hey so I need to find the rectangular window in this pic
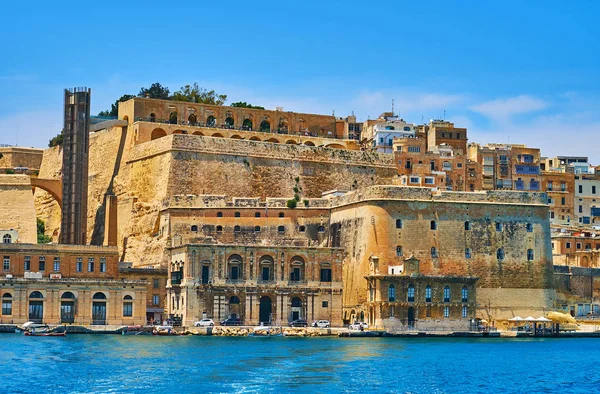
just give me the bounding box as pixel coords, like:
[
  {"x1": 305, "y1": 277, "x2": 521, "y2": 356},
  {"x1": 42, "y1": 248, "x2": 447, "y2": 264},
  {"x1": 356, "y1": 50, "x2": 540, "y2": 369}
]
[
  {"x1": 579, "y1": 205, "x2": 583, "y2": 213},
  {"x1": 426, "y1": 305, "x2": 431, "y2": 317},
  {"x1": 444, "y1": 306, "x2": 450, "y2": 318},
  {"x1": 407, "y1": 146, "x2": 420, "y2": 153},
  {"x1": 410, "y1": 176, "x2": 420, "y2": 184},
  {"x1": 396, "y1": 246, "x2": 403, "y2": 257},
  {"x1": 566, "y1": 242, "x2": 571, "y2": 249},
  {"x1": 496, "y1": 222, "x2": 502, "y2": 232},
  {"x1": 561, "y1": 182, "x2": 566, "y2": 192},
  {"x1": 88, "y1": 258, "x2": 95, "y2": 272},
  {"x1": 320, "y1": 268, "x2": 332, "y2": 282},
  {"x1": 39, "y1": 257, "x2": 45, "y2": 271},
  {"x1": 462, "y1": 306, "x2": 468, "y2": 318},
  {"x1": 53, "y1": 257, "x2": 60, "y2": 272},
  {"x1": 322, "y1": 301, "x2": 328, "y2": 308},
  {"x1": 153, "y1": 295, "x2": 159, "y2": 305},
  {"x1": 593, "y1": 186, "x2": 597, "y2": 194},
  {"x1": 24, "y1": 256, "x2": 30, "y2": 271},
  {"x1": 2, "y1": 256, "x2": 9, "y2": 271},
  {"x1": 561, "y1": 197, "x2": 566, "y2": 205},
  {"x1": 153, "y1": 279, "x2": 160, "y2": 289},
  {"x1": 579, "y1": 185, "x2": 583, "y2": 194},
  {"x1": 424, "y1": 177, "x2": 435, "y2": 185},
  {"x1": 465, "y1": 248, "x2": 471, "y2": 259},
  {"x1": 577, "y1": 243, "x2": 581, "y2": 250},
  {"x1": 76, "y1": 258, "x2": 82, "y2": 272},
  {"x1": 123, "y1": 302, "x2": 133, "y2": 317},
  {"x1": 100, "y1": 258, "x2": 106, "y2": 273}
]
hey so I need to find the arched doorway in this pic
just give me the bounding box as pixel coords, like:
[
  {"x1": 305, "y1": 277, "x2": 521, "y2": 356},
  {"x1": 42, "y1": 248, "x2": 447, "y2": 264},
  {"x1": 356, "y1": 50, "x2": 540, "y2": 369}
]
[
  {"x1": 29, "y1": 291, "x2": 44, "y2": 323},
  {"x1": 242, "y1": 118, "x2": 253, "y2": 130},
  {"x1": 150, "y1": 113, "x2": 156, "y2": 122},
  {"x1": 408, "y1": 307, "x2": 415, "y2": 329},
  {"x1": 207, "y1": 115, "x2": 216, "y2": 127},
  {"x1": 290, "y1": 297, "x2": 302, "y2": 321},
  {"x1": 92, "y1": 292, "x2": 107, "y2": 325},
  {"x1": 169, "y1": 112, "x2": 178, "y2": 124},
  {"x1": 260, "y1": 120, "x2": 270, "y2": 132},
  {"x1": 259, "y1": 296, "x2": 272, "y2": 324},
  {"x1": 60, "y1": 291, "x2": 76, "y2": 323},
  {"x1": 188, "y1": 113, "x2": 197, "y2": 125},
  {"x1": 225, "y1": 117, "x2": 235, "y2": 129}
]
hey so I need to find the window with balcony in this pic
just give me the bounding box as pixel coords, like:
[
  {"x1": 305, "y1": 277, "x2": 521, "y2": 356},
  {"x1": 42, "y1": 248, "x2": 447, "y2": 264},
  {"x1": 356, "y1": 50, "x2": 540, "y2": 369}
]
[
  {"x1": 53, "y1": 257, "x2": 60, "y2": 272},
  {"x1": 24, "y1": 256, "x2": 30, "y2": 271},
  {"x1": 388, "y1": 285, "x2": 396, "y2": 302},
  {"x1": 443, "y1": 286, "x2": 451, "y2": 302},
  {"x1": 425, "y1": 285, "x2": 432, "y2": 302},
  {"x1": 407, "y1": 284, "x2": 415, "y2": 302}
]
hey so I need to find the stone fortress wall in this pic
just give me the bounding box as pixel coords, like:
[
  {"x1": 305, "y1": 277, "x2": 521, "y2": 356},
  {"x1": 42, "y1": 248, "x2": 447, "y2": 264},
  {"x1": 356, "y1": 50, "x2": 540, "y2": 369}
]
[
  {"x1": 0, "y1": 175, "x2": 38, "y2": 243},
  {"x1": 329, "y1": 186, "x2": 555, "y2": 320}
]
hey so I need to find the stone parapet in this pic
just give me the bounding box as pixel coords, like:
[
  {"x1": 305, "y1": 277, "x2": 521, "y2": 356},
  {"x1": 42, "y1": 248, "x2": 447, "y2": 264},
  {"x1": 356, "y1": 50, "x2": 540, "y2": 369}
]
[{"x1": 128, "y1": 134, "x2": 394, "y2": 168}]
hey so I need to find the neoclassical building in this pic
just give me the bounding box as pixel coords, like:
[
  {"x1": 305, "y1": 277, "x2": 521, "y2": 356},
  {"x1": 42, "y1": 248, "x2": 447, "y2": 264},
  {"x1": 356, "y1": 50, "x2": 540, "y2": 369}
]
[
  {"x1": 167, "y1": 244, "x2": 344, "y2": 327},
  {"x1": 0, "y1": 243, "x2": 147, "y2": 325}
]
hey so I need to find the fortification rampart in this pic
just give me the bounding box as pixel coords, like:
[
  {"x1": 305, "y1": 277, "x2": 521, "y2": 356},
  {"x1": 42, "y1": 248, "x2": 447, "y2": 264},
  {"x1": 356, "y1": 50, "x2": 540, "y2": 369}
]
[{"x1": 163, "y1": 194, "x2": 332, "y2": 209}]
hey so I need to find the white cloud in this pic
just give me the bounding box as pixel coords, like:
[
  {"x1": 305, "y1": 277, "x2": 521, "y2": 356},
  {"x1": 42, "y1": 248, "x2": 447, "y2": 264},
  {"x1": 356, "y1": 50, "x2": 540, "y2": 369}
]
[{"x1": 469, "y1": 95, "x2": 547, "y2": 121}]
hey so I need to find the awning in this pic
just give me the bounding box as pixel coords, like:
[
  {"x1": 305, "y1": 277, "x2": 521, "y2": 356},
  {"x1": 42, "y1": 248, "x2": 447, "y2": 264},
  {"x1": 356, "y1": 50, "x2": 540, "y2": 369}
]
[
  {"x1": 508, "y1": 316, "x2": 523, "y2": 321},
  {"x1": 146, "y1": 308, "x2": 164, "y2": 313}
]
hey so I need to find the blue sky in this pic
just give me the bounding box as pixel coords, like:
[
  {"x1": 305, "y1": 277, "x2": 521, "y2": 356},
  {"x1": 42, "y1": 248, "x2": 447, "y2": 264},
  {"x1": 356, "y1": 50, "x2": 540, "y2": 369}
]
[{"x1": 1, "y1": 1, "x2": 599, "y2": 162}]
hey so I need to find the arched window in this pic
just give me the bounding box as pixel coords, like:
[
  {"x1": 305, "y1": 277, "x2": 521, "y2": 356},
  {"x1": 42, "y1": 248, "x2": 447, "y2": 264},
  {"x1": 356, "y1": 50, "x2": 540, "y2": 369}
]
[
  {"x1": 255, "y1": 212, "x2": 261, "y2": 218},
  {"x1": 169, "y1": 112, "x2": 178, "y2": 124},
  {"x1": 443, "y1": 286, "x2": 450, "y2": 302},
  {"x1": 291, "y1": 297, "x2": 302, "y2": 307},
  {"x1": 464, "y1": 221, "x2": 471, "y2": 231},
  {"x1": 206, "y1": 115, "x2": 216, "y2": 127},
  {"x1": 388, "y1": 284, "x2": 396, "y2": 302},
  {"x1": 30, "y1": 291, "x2": 43, "y2": 299},
  {"x1": 396, "y1": 246, "x2": 403, "y2": 257},
  {"x1": 527, "y1": 249, "x2": 534, "y2": 261},
  {"x1": 431, "y1": 247, "x2": 438, "y2": 258},
  {"x1": 2, "y1": 293, "x2": 12, "y2": 316},
  {"x1": 317, "y1": 225, "x2": 325, "y2": 233},
  {"x1": 191, "y1": 225, "x2": 198, "y2": 232},
  {"x1": 279, "y1": 212, "x2": 285, "y2": 218},
  {"x1": 93, "y1": 292, "x2": 107, "y2": 300},
  {"x1": 217, "y1": 212, "x2": 223, "y2": 218},
  {"x1": 299, "y1": 225, "x2": 306, "y2": 232},
  {"x1": 123, "y1": 295, "x2": 133, "y2": 317},
  {"x1": 425, "y1": 285, "x2": 432, "y2": 302},
  {"x1": 3, "y1": 234, "x2": 11, "y2": 244},
  {"x1": 277, "y1": 226, "x2": 285, "y2": 233},
  {"x1": 230, "y1": 296, "x2": 240, "y2": 304},
  {"x1": 396, "y1": 219, "x2": 403, "y2": 229},
  {"x1": 61, "y1": 292, "x2": 75, "y2": 299},
  {"x1": 526, "y1": 223, "x2": 533, "y2": 232},
  {"x1": 430, "y1": 220, "x2": 437, "y2": 230},
  {"x1": 462, "y1": 287, "x2": 468, "y2": 302},
  {"x1": 254, "y1": 226, "x2": 261, "y2": 232},
  {"x1": 216, "y1": 225, "x2": 223, "y2": 232},
  {"x1": 234, "y1": 225, "x2": 241, "y2": 233},
  {"x1": 497, "y1": 248, "x2": 505, "y2": 261},
  {"x1": 407, "y1": 284, "x2": 415, "y2": 302}
]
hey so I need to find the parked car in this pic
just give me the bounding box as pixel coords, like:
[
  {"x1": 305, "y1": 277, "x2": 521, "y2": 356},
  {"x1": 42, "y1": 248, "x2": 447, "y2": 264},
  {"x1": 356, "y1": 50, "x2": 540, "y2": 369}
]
[
  {"x1": 288, "y1": 319, "x2": 308, "y2": 327},
  {"x1": 313, "y1": 320, "x2": 331, "y2": 328},
  {"x1": 194, "y1": 319, "x2": 214, "y2": 327},
  {"x1": 221, "y1": 317, "x2": 243, "y2": 326},
  {"x1": 349, "y1": 322, "x2": 368, "y2": 330}
]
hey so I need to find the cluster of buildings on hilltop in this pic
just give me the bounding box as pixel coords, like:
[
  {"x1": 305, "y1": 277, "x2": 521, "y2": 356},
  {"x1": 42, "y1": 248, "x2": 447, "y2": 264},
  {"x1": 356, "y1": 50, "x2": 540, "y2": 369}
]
[{"x1": 0, "y1": 89, "x2": 598, "y2": 329}]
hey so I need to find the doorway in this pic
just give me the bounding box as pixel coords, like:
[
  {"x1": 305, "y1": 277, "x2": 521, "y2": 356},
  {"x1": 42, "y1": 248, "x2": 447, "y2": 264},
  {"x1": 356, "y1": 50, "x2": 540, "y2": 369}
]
[{"x1": 259, "y1": 296, "x2": 272, "y2": 324}]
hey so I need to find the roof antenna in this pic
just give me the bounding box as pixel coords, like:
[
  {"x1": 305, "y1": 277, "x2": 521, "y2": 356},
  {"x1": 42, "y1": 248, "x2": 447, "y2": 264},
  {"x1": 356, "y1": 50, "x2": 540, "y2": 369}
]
[
  {"x1": 443, "y1": 110, "x2": 446, "y2": 120},
  {"x1": 391, "y1": 99, "x2": 394, "y2": 116}
]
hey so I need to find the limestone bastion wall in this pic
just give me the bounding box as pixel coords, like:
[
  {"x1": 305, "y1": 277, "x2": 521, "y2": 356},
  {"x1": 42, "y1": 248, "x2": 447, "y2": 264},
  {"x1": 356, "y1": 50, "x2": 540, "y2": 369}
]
[
  {"x1": 33, "y1": 146, "x2": 62, "y2": 242},
  {"x1": 0, "y1": 175, "x2": 37, "y2": 243},
  {"x1": 128, "y1": 134, "x2": 397, "y2": 200}
]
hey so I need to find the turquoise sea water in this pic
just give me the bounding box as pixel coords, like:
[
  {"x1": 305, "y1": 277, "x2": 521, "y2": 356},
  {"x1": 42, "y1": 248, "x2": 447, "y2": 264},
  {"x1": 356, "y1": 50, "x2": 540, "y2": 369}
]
[{"x1": 0, "y1": 334, "x2": 599, "y2": 393}]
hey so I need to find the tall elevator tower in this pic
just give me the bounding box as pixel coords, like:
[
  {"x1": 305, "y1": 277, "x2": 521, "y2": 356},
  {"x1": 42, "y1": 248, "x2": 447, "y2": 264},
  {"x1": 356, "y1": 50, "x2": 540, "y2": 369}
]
[{"x1": 60, "y1": 87, "x2": 91, "y2": 245}]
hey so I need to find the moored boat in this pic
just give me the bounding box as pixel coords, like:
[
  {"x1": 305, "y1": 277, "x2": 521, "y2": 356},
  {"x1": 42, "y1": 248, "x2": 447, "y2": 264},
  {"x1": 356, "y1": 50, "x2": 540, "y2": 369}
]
[{"x1": 24, "y1": 331, "x2": 66, "y2": 337}]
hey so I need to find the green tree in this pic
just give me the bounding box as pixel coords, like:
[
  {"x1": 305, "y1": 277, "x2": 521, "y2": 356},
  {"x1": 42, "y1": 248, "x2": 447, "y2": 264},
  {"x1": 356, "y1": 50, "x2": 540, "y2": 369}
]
[
  {"x1": 37, "y1": 218, "x2": 51, "y2": 244},
  {"x1": 172, "y1": 83, "x2": 227, "y2": 105},
  {"x1": 138, "y1": 82, "x2": 171, "y2": 100},
  {"x1": 98, "y1": 94, "x2": 136, "y2": 117},
  {"x1": 231, "y1": 101, "x2": 265, "y2": 110},
  {"x1": 48, "y1": 132, "x2": 63, "y2": 147}
]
